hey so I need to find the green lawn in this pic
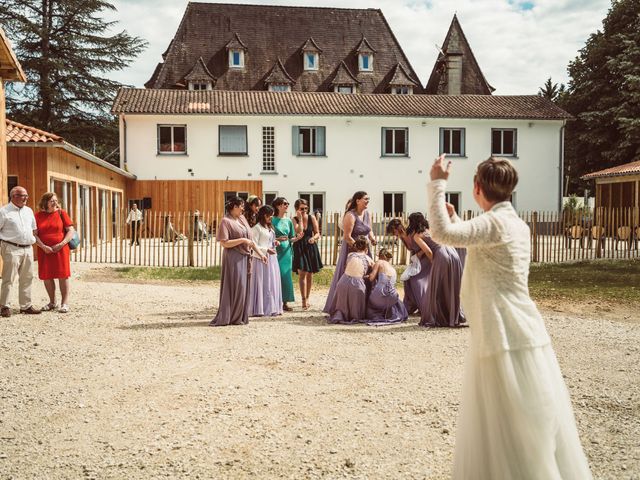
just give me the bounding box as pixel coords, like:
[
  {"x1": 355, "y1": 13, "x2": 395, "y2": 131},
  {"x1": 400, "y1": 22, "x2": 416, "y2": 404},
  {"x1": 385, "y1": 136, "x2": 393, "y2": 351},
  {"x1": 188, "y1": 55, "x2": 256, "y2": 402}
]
[{"x1": 113, "y1": 259, "x2": 640, "y2": 306}]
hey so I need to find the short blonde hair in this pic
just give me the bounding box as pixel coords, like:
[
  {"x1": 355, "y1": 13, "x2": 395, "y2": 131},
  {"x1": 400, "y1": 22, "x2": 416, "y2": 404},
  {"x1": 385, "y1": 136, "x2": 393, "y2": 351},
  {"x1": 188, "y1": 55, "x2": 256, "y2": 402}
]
[
  {"x1": 38, "y1": 192, "x2": 58, "y2": 212},
  {"x1": 474, "y1": 157, "x2": 518, "y2": 202}
]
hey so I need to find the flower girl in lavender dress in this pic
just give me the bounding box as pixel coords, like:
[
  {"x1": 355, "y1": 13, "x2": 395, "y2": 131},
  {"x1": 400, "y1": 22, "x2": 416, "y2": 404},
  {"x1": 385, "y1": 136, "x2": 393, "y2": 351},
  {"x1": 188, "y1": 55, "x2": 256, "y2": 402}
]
[
  {"x1": 428, "y1": 155, "x2": 591, "y2": 480},
  {"x1": 365, "y1": 248, "x2": 408, "y2": 325}
]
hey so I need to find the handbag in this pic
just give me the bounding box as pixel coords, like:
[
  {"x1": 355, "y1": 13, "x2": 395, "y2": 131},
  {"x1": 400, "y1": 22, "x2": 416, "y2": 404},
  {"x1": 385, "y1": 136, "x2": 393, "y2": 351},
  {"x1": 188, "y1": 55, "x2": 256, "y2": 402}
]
[{"x1": 59, "y1": 210, "x2": 80, "y2": 250}]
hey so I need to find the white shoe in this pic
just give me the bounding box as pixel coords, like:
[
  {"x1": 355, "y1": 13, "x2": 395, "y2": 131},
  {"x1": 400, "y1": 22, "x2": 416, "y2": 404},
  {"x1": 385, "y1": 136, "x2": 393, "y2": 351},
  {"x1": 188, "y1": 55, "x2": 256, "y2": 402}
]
[{"x1": 58, "y1": 304, "x2": 69, "y2": 313}]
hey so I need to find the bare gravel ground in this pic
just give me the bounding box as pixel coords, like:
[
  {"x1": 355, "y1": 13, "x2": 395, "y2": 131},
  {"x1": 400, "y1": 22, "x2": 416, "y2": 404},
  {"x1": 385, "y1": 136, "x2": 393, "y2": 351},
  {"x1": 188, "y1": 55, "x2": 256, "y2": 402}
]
[{"x1": 0, "y1": 263, "x2": 638, "y2": 480}]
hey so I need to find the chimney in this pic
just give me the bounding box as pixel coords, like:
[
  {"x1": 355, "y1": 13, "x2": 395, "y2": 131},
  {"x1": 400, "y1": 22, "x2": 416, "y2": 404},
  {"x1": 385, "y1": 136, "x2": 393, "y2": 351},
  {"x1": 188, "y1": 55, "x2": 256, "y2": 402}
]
[{"x1": 446, "y1": 53, "x2": 463, "y2": 95}]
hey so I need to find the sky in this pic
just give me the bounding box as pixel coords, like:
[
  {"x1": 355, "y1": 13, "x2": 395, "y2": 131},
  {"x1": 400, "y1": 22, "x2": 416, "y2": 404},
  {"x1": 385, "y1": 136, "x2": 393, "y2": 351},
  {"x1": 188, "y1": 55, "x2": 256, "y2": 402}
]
[{"x1": 107, "y1": 0, "x2": 611, "y2": 94}]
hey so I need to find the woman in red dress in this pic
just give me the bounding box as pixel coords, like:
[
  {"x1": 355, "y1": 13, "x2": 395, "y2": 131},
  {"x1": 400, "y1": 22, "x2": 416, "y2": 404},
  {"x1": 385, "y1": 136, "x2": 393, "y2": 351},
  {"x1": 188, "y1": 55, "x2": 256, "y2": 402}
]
[{"x1": 34, "y1": 192, "x2": 75, "y2": 313}]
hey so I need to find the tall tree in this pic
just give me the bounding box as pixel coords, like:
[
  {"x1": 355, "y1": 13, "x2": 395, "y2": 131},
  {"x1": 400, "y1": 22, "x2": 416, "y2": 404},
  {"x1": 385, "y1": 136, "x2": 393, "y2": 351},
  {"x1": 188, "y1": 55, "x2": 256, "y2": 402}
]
[
  {"x1": 561, "y1": 0, "x2": 640, "y2": 194},
  {"x1": 538, "y1": 77, "x2": 566, "y2": 103},
  {"x1": 0, "y1": 0, "x2": 146, "y2": 162}
]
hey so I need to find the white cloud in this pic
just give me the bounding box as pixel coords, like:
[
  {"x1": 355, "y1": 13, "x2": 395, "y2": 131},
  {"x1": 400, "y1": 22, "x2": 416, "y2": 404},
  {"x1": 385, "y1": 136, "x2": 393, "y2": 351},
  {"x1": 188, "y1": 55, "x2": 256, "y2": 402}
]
[{"x1": 107, "y1": 0, "x2": 611, "y2": 94}]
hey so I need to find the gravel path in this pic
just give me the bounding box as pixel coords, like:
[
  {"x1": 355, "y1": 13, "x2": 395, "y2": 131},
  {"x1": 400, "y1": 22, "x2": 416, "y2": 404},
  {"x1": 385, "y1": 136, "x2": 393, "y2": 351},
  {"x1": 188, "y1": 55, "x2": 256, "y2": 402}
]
[{"x1": 0, "y1": 263, "x2": 638, "y2": 479}]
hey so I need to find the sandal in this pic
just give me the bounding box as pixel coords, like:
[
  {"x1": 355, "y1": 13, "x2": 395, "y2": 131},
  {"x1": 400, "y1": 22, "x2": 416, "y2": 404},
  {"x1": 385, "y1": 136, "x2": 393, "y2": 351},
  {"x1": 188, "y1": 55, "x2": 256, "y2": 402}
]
[
  {"x1": 42, "y1": 303, "x2": 58, "y2": 311},
  {"x1": 302, "y1": 298, "x2": 310, "y2": 311},
  {"x1": 58, "y1": 304, "x2": 69, "y2": 313}
]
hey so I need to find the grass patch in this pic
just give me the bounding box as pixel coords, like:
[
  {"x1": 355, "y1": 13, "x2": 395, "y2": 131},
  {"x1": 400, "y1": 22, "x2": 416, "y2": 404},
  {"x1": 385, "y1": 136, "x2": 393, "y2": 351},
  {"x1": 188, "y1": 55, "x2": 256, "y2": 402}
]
[
  {"x1": 528, "y1": 259, "x2": 640, "y2": 305},
  {"x1": 114, "y1": 266, "x2": 221, "y2": 282}
]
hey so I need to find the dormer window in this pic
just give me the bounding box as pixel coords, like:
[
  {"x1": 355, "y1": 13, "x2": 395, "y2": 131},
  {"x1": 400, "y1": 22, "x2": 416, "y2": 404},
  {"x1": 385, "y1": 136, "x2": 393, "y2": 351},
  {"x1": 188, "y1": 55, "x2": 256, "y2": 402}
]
[
  {"x1": 189, "y1": 81, "x2": 212, "y2": 91},
  {"x1": 304, "y1": 52, "x2": 319, "y2": 71},
  {"x1": 229, "y1": 49, "x2": 244, "y2": 68},
  {"x1": 269, "y1": 84, "x2": 291, "y2": 92},
  {"x1": 391, "y1": 86, "x2": 412, "y2": 94},
  {"x1": 334, "y1": 85, "x2": 354, "y2": 94},
  {"x1": 359, "y1": 53, "x2": 373, "y2": 72}
]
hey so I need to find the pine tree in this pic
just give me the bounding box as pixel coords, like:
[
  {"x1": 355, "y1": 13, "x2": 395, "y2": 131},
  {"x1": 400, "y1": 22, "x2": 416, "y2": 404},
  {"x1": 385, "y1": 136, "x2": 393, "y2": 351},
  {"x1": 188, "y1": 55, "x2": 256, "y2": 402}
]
[
  {"x1": 561, "y1": 0, "x2": 640, "y2": 194},
  {"x1": 0, "y1": 0, "x2": 146, "y2": 162},
  {"x1": 538, "y1": 77, "x2": 566, "y2": 103}
]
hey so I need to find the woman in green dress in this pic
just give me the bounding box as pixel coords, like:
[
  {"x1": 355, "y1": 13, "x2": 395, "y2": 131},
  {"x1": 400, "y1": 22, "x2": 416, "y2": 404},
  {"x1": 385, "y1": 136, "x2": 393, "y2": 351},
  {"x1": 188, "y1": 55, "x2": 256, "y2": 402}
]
[{"x1": 271, "y1": 197, "x2": 300, "y2": 311}]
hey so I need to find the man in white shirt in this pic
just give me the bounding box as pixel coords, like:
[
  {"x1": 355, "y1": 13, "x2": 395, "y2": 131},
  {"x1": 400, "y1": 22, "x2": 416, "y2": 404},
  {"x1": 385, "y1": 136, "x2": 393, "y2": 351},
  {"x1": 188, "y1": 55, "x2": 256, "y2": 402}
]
[
  {"x1": 0, "y1": 186, "x2": 41, "y2": 317},
  {"x1": 126, "y1": 203, "x2": 143, "y2": 245}
]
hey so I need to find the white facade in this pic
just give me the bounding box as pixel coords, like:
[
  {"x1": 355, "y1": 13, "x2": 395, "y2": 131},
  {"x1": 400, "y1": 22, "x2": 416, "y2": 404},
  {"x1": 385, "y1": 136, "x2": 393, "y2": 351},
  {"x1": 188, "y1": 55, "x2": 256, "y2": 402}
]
[{"x1": 120, "y1": 113, "x2": 565, "y2": 213}]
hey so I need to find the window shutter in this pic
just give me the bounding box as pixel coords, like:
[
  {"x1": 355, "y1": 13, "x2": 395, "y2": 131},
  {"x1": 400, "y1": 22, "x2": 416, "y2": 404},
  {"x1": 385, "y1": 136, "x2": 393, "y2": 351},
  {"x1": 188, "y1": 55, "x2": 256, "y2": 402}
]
[
  {"x1": 219, "y1": 126, "x2": 247, "y2": 154},
  {"x1": 439, "y1": 128, "x2": 444, "y2": 155},
  {"x1": 381, "y1": 128, "x2": 385, "y2": 156},
  {"x1": 316, "y1": 127, "x2": 326, "y2": 156},
  {"x1": 404, "y1": 128, "x2": 409, "y2": 155},
  {"x1": 461, "y1": 129, "x2": 466, "y2": 157},
  {"x1": 292, "y1": 126, "x2": 300, "y2": 155}
]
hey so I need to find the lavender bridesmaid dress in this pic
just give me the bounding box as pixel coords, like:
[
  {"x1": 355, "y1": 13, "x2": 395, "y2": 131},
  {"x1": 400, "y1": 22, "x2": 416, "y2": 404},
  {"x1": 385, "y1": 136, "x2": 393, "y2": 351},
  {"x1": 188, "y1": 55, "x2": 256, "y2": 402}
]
[
  {"x1": 210, "y1": 215, "x2": 253, "y2": 326},
  {"x1": 323, "y1": 210, "x2": 372, "y2": 314},
  {"x1": 419, "y1": 236, "x2": 466, "y2": 328},
  {"x1": 328, "y1": 253, "x2": 370, "y2": 324},
  {"x1": 402, "y1": 233, "x2": 432, "y2": 315},
  {"x1": 248, "y1": 225, "x2": 283, "y2": 317},
  {"x1": 366, "y1": 270, "x2": 408, "y2": 325}
]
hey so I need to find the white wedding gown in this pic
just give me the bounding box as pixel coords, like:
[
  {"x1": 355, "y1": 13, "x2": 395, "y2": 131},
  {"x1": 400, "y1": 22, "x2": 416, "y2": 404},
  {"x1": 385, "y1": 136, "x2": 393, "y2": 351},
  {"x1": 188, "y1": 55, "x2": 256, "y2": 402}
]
[{"x1": 428, "y1": 179, "x2": 592, "y2": 480}]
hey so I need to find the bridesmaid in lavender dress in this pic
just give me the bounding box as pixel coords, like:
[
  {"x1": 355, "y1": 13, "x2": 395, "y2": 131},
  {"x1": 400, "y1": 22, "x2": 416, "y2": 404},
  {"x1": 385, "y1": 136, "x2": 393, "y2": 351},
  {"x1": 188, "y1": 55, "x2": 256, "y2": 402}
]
[
  {"x1": 323, "y1": 191, "x2": 376, "y2": 314},
  {"x1": 248, "y1": 205, "x2": 283, "y2": 317},
  {"x1": 328, "y1": 236, "x2": 373, "y2": 324},
  {"x1": 365, "y1": 248, "x2": 408, "y2": 325},
  {"x1": 210, "y1": 197, "x2": 267, "y2": 327},
  {"x1": 409, "y1": 213, "x2": 466, "y2": 327},
  {"x1": 387, "y1": 215, "x2": 432, "y2": 315}
]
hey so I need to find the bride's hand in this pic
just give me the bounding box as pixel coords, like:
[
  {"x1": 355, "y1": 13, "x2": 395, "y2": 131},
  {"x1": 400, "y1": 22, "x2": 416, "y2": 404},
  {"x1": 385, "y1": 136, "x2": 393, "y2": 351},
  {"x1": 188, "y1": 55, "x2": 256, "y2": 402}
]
[{"x1": 430, "y1": 154, "x2": 451, "y2": 181}]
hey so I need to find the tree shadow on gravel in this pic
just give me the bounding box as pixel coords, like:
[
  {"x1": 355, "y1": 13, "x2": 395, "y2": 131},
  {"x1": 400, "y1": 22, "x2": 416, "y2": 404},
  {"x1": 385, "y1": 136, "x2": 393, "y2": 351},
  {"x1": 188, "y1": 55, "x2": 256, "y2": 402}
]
[
  {"x1": 119, "y1": 320, "x2": 211, "y2": 330},
  {"x1": 119, "y1": 309, "x2": 213, "y2": 330}
]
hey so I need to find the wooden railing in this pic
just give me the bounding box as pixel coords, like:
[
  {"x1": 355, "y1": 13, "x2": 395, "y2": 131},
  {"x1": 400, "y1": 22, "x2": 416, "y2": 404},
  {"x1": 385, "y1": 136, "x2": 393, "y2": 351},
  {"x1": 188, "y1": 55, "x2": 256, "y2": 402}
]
[{"x1": 70, "y1": 207, "x2": 640, "y2": 267}]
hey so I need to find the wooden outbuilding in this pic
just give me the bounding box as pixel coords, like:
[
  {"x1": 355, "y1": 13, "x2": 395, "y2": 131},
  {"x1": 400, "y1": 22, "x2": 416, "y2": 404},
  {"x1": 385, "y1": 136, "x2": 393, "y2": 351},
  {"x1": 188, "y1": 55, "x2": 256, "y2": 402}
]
[{"x1": 582, "y1": 160, "x2": 640, "y2": 210}]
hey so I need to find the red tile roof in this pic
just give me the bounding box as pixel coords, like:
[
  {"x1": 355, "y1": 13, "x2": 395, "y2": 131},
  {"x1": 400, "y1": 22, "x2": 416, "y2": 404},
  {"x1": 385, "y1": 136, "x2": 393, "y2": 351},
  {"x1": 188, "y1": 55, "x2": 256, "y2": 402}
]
[
  {"x1": 112, "y1": 88, "x2": 572, "y2": 120},
  {"x1": 5, "y1": 119, "x2": 62, "y2": 143},
  {"x1": 581, "y1": 160, "x2": 640, "y2": 180}
]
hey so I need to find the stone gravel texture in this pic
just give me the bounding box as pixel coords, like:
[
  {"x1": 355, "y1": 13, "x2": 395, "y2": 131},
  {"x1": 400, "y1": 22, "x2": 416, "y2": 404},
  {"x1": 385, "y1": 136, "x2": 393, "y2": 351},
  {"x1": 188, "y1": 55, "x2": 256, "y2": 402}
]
[{"x1": 0, "y1": 264, "x2": 638, "y2": 479}]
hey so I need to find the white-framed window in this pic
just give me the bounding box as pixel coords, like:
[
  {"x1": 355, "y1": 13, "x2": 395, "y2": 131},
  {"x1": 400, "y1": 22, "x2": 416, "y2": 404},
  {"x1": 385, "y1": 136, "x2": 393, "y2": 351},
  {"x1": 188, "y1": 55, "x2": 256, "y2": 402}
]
[
  {"x1": 334, "y1": 85, "x2": 354, "y2": 94},
  {"x1": 224, "y1": 191, "x2": 249, "y2": 202},
  {"x1": 219, "y1": 125, "x2": 248, "y2": 156},
  {"x1": 292, "y1": 126, "x2": 326, "y2": 156},
  {"x1": 391, "y1": 86, "x2": 412, "y2": 94},
  {"x1": 262, "y1": 126, "x2": 275, "y2": 172},
  {"x1": 299, "y1": 192, "x2": 325, "y2": 215},
  {"x1": 359, "y1": 53, "x2": 373, "y2": 72},
  {"x1": 381, "y1": 127, "x2": 408, "y2": 156},
  {"x1": 263, "y1": 192, "x2": 277, "y2": 206},
  {"x1": 445, "y1": 192, "x2": 461, "y2": 214},
  {"x1": 491, "y1": 128, "x2": 517, "y2": 156},
  {"x1": 440, "y1": 128, "x2": 466, "y2": 156},
  {"x1": 304, "y1": 52, "x2": 319, "y2": 70},
  {"x1": 158, "y1": 125, "x2": 186, "y2": 154},
  {"x1": 188, "y1": 81, "x2": 211, "y2": 91},
  {"x1": 383, "y1": 192, "x2": 405, "y2": 216},
  {"x1": 268, "y1": 84, "x2": 291, "y2": 92},
  {"x1": 229, "y1": 49, "x2": 244, "y2": 68}
]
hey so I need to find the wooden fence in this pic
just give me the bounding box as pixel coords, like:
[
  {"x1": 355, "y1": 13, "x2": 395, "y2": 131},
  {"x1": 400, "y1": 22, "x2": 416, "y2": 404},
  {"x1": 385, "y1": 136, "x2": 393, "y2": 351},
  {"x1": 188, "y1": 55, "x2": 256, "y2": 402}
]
[{"x1": 70, "y1": 207, "x2": 640, "y2": 267}]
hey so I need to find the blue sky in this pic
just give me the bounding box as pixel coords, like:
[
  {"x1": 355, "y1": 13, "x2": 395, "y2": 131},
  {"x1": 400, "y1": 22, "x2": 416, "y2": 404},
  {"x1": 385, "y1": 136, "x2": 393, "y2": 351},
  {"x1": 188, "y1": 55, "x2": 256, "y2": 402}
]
[{"x1": 107, "y1": 0, "x2": 611, "y2": 94}]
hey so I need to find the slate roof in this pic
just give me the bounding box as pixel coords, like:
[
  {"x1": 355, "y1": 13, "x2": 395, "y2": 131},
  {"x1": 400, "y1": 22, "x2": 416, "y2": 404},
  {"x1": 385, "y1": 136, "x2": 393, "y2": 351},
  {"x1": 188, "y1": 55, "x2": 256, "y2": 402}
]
[
  {"x1": 145, "y1": 2, "x2": 423, "y2": 93},
  {"x1": 388, "y1": 63, "x2": 419, "y2": 87},
  {"x1": 581, "y1": 160, "x2": 640, "y2": 180},
  {"x1": 264, "y1": 59, "x2": 295, "y2": 86},
  {"x1": 331, "y1": 62, "x2": 360, "y2": 86},
  {"x1": 425, "y1": 15, "x2": 494, "y2": 95},
  {"x1": 112, "y1": 88, "x2": 572, "y2": 120},
  {"x1": 184, "y1": 57, "x2": 216, "y2": 83}
]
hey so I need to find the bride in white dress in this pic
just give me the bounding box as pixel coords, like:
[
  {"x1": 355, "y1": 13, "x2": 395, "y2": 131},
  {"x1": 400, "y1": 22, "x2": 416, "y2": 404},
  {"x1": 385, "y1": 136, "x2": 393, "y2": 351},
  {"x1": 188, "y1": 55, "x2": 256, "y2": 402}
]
[{"x1": 428, "y1": 155, "x2": 592, "y2": 480}]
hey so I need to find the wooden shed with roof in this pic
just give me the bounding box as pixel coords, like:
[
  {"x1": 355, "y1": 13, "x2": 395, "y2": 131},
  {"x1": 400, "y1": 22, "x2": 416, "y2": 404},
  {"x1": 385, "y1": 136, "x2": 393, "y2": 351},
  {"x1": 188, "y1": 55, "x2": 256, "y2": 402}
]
[{"x1": 582, "y1": 160, "x2": 640, "y2": 210}]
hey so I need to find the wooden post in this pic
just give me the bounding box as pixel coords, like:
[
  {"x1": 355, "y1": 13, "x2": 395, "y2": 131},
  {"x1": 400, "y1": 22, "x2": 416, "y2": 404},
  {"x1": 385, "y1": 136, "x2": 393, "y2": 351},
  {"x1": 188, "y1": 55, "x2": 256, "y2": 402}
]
[
  {"x1": 188, "y1": 210, "x2": 194, "y2": 267},
  {"x1": 332, "y1": 212, "x2": 340, "y2": 266},
  {"x1": 532, "y1": 211, "x2": 539, "y2": 263}
]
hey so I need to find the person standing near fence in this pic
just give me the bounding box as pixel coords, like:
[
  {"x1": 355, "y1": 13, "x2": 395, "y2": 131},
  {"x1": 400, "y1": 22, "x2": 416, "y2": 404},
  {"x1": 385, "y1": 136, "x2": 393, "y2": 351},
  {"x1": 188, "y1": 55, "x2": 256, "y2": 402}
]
[
  {"x1": 292, "y1": 199, "x2": 323, "y2": 310},
  {"x1": 248, "y1": 205, "x2": 283, "y2": 317},
  {"x1": 272, "y1": 197, "x2": 300, "y2": 311},
  {"x1": 34, "y1": 192, "x2": 76, "y2": 314},
  {"x1": 428, "y1": 155, "x2": 591, "y2": 479},
  {"x1": 0, "y1": 186, "x2": 41, "y2": 317},
  {"x1": 126, "y1": 203, "x2": 143, "y2": 246},
  {"x1": 323, "y1": 191, "x2": 376, "y2": 314},
  {"x1": 210, "y1": 196, "x2": 266, "y2": 327}
]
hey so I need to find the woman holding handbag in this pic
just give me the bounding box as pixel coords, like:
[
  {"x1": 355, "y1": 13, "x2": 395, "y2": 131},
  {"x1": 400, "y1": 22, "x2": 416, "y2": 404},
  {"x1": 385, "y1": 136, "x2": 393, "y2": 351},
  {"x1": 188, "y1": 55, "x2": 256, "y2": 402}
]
[{"x1": 34, "y1": 192, "x2": 76, "y2": 313}]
